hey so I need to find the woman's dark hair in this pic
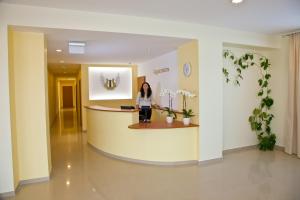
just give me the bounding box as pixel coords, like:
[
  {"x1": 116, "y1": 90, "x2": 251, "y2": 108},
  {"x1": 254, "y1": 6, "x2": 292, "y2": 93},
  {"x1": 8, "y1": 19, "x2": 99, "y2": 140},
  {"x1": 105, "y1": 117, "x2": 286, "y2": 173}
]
[{"x1": 140, "y1": 82, "x2": 152, "y2": 98}]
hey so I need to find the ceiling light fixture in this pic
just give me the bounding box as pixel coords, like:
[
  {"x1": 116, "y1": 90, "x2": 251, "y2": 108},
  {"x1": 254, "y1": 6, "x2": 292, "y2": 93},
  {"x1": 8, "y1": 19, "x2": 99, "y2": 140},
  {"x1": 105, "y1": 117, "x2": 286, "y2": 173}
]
[
  {"x1": 232, "y1": 0, "x2": 243, "y2": 4},
  {"x1": 69, "y1": 41, "x2": 86, "y2": 47},
  {"x1": 56, "y1": 49, "x2": 62, "y2": 52},
  {"x1": 69, "y1": 41, "x2": 86, "y2": 54}
]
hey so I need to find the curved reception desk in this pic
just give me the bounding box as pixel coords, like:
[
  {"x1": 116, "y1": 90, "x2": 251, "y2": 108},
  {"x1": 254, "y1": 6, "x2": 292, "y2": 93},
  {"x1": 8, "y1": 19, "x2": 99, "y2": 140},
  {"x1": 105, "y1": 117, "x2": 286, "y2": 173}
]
[{"x1": 86, "y1": 105, "x2": 199, "y2": 165}]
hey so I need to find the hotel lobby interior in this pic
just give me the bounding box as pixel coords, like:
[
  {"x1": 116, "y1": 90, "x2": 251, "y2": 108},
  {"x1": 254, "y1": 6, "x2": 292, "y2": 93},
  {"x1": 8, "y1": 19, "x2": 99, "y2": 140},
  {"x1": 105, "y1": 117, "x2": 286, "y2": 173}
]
[{"x1": 0, "y1": 0, "x2": 300, "y2": 199}]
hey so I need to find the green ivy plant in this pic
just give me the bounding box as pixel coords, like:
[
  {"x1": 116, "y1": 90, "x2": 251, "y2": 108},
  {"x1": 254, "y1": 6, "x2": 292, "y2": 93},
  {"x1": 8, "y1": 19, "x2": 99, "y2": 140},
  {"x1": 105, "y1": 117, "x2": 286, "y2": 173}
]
[{"x1": 223, "y1": 50, "x2": 276, "y2": 151}]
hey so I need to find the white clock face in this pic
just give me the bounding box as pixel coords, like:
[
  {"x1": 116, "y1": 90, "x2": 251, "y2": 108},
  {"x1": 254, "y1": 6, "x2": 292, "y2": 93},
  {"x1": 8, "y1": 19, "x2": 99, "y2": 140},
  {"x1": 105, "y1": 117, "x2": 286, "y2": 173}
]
[{"x1": 183, "y1": 63, "x2": 191, "y2": 77}]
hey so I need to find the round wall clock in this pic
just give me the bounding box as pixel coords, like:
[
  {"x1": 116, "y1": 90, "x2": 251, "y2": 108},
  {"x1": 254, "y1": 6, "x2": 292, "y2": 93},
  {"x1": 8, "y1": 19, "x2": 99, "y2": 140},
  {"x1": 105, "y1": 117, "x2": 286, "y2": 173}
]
[{"x1": 183, "y1": 63, "x2": 191, "y2": 77}]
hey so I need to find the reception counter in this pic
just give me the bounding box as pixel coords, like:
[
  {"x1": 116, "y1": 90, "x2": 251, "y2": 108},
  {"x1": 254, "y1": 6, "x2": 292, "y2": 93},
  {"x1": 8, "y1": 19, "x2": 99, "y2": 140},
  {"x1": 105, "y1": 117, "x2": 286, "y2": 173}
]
[{"x1": 86, "y1": 105, "x2": 199, "y2": 165}]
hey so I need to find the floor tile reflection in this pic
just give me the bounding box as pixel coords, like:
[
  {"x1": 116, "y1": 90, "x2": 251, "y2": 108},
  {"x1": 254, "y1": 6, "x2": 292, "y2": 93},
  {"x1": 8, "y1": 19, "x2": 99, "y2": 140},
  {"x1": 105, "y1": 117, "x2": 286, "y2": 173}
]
[{"x1": 5, "y1": 110, "x2": 300, "y2": 200}]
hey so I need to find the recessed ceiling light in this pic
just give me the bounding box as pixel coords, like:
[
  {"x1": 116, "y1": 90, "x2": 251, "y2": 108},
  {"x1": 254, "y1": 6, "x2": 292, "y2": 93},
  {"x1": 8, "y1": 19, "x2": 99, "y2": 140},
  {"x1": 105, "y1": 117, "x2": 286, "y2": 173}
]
[
  {"x1": 69, "y1": 41, "x2": 86, "y2": 47},
  {"x1": 232, "y1": 0, "x2": 243, "y2": 4},
  {"x1": 69, "y1": 41, "x2": 86, "y2": 54},
  {"x1": 56, "y1": 49, "x2": 62, "y2": 52}
]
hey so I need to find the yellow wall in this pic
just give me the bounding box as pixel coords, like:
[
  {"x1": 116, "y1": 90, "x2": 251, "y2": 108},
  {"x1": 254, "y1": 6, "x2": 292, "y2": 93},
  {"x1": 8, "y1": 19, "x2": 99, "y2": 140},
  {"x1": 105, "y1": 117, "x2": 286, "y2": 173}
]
[
  {"x1": 8, "y1": 30, "x2": 51, "y2": 182},
  {"x1": 87, "y1": 109, "x2": 198, "y2": 162},
  {"x1": 58, "y1": 79, "x2": 77, "y2": 109},
  {"x1": 48, "y1": 70, "x2": 57, "y2": 126},
  {"x1": 81, "y1": 64, "x2": 138, "y2": 130},
  {"x1": 178, "y1": 40, "x2": 199, "y2": 124},
  {"x1": 76, "y1": 71, "x2": 82, "y2": 125},
  {"x1": 8, "y1": 28, "x2": 19, "y2": 189},
  {"x1": 44, "y1": 40, "x2": 52, "y2": 175}
]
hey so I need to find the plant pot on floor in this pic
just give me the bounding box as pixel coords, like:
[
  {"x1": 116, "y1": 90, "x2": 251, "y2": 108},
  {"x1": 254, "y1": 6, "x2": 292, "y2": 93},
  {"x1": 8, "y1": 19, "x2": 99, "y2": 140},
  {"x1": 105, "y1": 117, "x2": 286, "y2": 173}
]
[
  {"x1": 166, "y1": 116, "x2": 174, "y2": 124},
  {"x1": 183, "y1": 117, "x2": 191, "y2": 126}
]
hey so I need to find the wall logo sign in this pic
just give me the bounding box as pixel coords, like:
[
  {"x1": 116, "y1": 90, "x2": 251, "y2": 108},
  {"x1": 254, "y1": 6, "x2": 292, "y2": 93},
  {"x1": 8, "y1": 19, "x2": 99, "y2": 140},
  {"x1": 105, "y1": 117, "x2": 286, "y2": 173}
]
[
  {"x1": 100, "y1": 73, "x2": 120, "y2": 90},
  {"x1": 88, "y1": 67, "x2": 132, "y2": 100}
]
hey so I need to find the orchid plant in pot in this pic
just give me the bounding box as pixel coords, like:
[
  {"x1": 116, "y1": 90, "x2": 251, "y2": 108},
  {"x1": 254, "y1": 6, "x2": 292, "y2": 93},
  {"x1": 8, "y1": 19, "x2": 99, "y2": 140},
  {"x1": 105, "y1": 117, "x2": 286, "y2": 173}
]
[
  {"x1": 177, "y1": 90, "x2": 196, "y2": 125},
  {"x1": 160, "y1": 89, "x2": 177, "y2": 123}
]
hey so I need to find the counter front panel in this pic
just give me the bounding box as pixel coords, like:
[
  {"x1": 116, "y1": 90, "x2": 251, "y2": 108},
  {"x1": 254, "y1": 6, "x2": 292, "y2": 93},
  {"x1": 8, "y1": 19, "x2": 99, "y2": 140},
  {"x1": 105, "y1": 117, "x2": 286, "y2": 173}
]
[{"x1": 86, "y1": 106, "x2": 199, "y2": 164}]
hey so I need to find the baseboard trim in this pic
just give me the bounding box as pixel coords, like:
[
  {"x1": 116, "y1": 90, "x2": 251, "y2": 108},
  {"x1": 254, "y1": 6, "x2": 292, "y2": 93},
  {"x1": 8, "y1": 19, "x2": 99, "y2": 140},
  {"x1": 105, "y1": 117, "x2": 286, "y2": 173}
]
[
  {"x1": 88, "y1": 143, "x2": 198, "y2": 166},
  {"x1": 50, "y1": 113, "x2": 58, "y2": 128},
  {"x1": 0, "y1": 191, "x2": 15, "y2": 198},
  {"x1": 223, "y1": 144, "x2": 285, "y2": 155},
  {"x1": 19, "y1": 176, "x2": 49, "y2": 186},
  {"x1": 15, "y1": 183, "x2": 22, "y2": 194},
  {"x1": 198, "y1": 157, "x2": 223, "y2": 165},
  {"x1": 223, "y1": 145, "x2": 257, "y2": 155},
  {"x1": 275, "y1": 145, "x2": 285, "y2": 151},
  {"x1": 0, "y1": 176, "x2": 49, "y2": 198}
]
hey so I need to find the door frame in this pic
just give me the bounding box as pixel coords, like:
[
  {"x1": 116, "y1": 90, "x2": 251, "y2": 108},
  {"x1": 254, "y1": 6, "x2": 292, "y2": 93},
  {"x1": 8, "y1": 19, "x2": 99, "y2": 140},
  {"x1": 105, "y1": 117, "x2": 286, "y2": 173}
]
[{"x1": 57, "y1": 78, "x2": 77, "y2": 110}]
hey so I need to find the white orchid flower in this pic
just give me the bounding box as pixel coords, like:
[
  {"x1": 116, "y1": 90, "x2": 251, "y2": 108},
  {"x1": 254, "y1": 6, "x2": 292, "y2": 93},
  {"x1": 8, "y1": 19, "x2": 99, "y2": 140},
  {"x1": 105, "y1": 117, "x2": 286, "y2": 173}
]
[
  {"x1": 160, "y1": 88, "x2": 177, "y2": 97},
  {"x1": 169, "y1": 91, "x2": 176, "y2": 98},
  {"x1": 188, "y1": 94, "x2": 196, "y2": 98},
  {"x1": 176, "y1": 89, "x2": 196, "y2": 98},
  {"x1": 176, "y1": 90, "x2": 183, "y2": 94}
]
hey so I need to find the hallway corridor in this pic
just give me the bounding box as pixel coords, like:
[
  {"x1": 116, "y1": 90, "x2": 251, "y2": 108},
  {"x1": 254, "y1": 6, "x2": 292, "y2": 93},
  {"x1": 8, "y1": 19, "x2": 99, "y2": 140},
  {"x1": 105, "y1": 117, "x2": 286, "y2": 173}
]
[{"x1": 4, "y1": 110, "x2": 300, "y2": 200}]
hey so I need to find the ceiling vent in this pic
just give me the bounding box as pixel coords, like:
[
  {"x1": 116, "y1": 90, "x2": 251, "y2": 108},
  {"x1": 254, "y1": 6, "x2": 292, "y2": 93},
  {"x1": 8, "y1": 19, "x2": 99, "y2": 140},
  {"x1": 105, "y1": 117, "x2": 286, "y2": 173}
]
[{"x1": 69, "y1": 41, "x2": 86, "y2": 54}]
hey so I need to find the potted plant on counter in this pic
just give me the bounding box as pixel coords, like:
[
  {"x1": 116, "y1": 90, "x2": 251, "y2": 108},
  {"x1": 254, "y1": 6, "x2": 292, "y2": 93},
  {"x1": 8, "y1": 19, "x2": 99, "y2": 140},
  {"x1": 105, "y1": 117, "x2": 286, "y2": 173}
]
[
  {"x1": 162, "y1": 107, "x2": 177, "y2": 123},
  {"x1": 177, "y1": 90, "x2": 196, "y2": 126},
  {"x1": 182, "y1": 109, "x2": 194, "y2": 125},
  {"x1": 160, "y1": 89, "x2": 177, "y2": 124}
]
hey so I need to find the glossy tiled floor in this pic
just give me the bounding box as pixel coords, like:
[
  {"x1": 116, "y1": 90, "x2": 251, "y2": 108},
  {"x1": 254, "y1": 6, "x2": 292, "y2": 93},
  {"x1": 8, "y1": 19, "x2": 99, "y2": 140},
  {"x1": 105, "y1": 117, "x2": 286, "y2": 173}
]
[{"x1": 5, "y1": 110, "x2": 300, "y2": 200}]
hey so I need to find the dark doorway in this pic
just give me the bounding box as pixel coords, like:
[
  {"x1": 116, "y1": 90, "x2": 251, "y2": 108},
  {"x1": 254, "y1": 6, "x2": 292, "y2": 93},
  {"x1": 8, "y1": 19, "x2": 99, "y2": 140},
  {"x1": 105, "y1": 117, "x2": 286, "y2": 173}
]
[{"x1": 62, "y1": 86, "x2": 73, "y2": 108}]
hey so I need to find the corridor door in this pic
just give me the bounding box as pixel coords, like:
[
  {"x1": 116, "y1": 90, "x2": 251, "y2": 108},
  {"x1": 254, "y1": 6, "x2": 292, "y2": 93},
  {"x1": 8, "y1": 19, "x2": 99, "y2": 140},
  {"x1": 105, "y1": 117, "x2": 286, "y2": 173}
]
[{"x1": 62, "y1": 86, "x2": 73, "y2": 108}]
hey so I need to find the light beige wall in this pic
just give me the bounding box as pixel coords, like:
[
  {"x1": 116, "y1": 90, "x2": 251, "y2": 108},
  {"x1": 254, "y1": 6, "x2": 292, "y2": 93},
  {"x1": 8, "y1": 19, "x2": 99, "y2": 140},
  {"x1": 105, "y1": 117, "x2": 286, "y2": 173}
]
[
  {"x1": 223, "y1": 41, "x2": 289, "y2": 150},
  {"x1": 8, "y1": 30, "x2": 50, "y2": 182},
  {"x1": 81, "y1": 64, "x2": 138, "y2": 130},
  {"x1": 0, "y1": 5, "x2": 287, "y2": 192},
  {"x1": 178, "y1": 40, "x2": 200, "y2": 124}
]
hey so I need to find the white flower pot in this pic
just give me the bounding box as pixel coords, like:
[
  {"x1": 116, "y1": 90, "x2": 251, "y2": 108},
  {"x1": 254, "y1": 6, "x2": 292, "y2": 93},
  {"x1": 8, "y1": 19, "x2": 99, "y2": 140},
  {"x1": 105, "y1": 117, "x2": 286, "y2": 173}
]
[
  {"x1": 183, "y1": 117, "x2": 191, "y2": 126},
  {"x1": 166, "y1": 116, "x2": 174, "y2": 124}
]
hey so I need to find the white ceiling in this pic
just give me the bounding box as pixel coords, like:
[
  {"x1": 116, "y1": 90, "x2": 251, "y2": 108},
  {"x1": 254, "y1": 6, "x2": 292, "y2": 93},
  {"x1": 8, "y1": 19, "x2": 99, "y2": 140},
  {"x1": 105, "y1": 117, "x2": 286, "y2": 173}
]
[
  {"x1": 12, "y1": 26, "x2": 190, "y2": 68},
  {"x1": 2, "y1": 0, "x2": 300, "y2": 34}
]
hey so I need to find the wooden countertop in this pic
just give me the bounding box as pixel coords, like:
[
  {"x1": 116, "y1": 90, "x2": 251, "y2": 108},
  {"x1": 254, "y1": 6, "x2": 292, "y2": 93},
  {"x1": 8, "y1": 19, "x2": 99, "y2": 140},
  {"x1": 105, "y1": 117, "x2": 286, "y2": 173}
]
[
  {"x1": 85, "y1": 105, "x2": 138, "y2": 113},
  {"x1": 128, "y1": 120, "x2": 199, "y2": 129},
  {"x1": 85, "y1": 105, "x2": 194, "y2": 116},
  {"x1": 153, "y1": 107, "x2": 183, "y2": 114}
]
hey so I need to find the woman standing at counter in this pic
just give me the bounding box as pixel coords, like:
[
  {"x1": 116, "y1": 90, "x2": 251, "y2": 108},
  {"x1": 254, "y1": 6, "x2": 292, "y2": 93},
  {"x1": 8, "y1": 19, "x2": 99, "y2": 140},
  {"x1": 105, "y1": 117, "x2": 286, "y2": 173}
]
[{"x1": 136, "y1": 82, "x2": 155, "y2": 122}]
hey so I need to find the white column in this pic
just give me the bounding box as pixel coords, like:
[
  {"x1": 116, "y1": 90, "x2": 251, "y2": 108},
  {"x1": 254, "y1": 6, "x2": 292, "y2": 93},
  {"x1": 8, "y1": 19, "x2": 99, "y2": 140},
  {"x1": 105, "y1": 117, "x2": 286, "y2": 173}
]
[
  {"x1": 0, "y1": 24, "x2": 15, "y2": 193},
  {"x1": 198, "y1": 39, "x2": 224, "y2": 161}
]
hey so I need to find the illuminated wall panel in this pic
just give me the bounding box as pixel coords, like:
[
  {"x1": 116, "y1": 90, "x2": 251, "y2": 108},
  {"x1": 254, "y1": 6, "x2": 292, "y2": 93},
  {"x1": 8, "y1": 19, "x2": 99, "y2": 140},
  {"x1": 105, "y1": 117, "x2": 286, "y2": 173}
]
[{"x1": 88, "y1": 67, "x2": 132, "y2": 100}]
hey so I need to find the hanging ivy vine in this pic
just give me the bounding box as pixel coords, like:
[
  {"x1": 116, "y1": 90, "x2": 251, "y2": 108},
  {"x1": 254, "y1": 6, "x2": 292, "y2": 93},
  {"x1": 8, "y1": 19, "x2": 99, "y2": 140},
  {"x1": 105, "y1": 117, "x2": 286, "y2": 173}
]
[{"x1": 223, "y1": 49, "x2": 276, "y2": 151}]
